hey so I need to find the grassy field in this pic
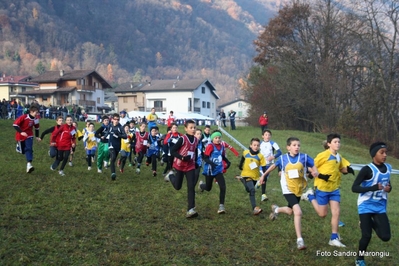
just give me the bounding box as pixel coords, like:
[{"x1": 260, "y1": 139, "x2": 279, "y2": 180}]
[{"x1": 0, "y1": 119, "x2": 398, "y2": 265}]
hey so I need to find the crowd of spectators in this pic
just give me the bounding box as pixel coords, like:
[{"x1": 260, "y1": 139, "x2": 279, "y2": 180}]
[{"x1": 0, "y1": 98, "x2": 88, "y2": 121}]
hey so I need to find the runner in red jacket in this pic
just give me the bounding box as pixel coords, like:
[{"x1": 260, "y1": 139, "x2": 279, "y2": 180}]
[{"x1": 50, "y1": 115, "x2": 76, "y2": 176}]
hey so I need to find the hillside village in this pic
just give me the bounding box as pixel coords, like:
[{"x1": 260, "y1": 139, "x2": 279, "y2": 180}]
[{"x1": 0, "y1": 70, "x2": 250, "y2": 123}]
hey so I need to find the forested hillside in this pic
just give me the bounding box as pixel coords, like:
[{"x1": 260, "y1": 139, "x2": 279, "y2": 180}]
[{"x1": 0, "y1": 0, "x2": 281, "y2": 104}]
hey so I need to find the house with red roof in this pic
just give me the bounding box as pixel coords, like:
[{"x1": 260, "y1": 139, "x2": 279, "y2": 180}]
[
  {"x1": 0, "y1": 74, "x2": 38, "y2": 103},
  {"x1": 29, "y1": 70, "x2": 112, "y2": 113}
]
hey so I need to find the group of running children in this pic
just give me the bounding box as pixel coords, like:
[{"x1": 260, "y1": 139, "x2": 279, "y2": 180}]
[{"x1": 14, "y1": 106, "x2": 392, "y2": 266}]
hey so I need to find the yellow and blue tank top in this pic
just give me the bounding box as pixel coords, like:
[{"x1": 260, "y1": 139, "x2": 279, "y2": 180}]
[
  {"x1": 240, "y1": 149, "x2": 266, "y2": 181},
  {"x1": 314, "y1": 149, "x2": 350, "y2": 192},
  {"x1": 275, "y1": 153, "x2": 314, "y2": 197}
]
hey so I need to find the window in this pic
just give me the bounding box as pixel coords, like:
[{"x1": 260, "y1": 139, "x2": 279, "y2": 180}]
[
  {"x1": 238, "y1": 102, "x2": 242, "y2": 107},
  {"x1": 21, "y1": 87, "x2": 26, "y2": 92},
  {"x1": 202, "y1": 101, "x2": 206, "y2": 108},
  {"x1": 207, "y1": 102, "x2": 210, "y2": 108},
  {"x1": 201, "y1": 87, "x2": 205, "y2": 94},
  {"x1": 42, "y1": 96, "x2": 48, "y2": 101},
  {"x1": 97, "y1": 97, "x2": 100, "y2": 104},
  {"x1": 123, "y1": 97, "x2": 128, "y2": 103},
  {"x1": 154, "y1": 101, "x2": 163, "y2": 108}
]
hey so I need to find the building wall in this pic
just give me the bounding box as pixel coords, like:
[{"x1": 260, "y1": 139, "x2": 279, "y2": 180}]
[
  {"x1": 146, "y1": 91, "x2": 192, "y2": 114},
  {"x1": 117, "y1": 92, "x2": 145, "y2": 112},
  {"x1": 145, "y1": 87, "x2": 218, "y2": 118},
  {"x1": 93, "y1": 89, "x2": 104, "y2": 106},
  {"x1": 192, "y1": 83, "x2": 218, "y2": 119},
  {"x1": 39, "y1": 83, "x2": 57, "y2": 89},
  {"x1": 220, "y1": 101, "x2": 250, "y2": 119},
  {"x1": 0, "y1": 85, "x2": 9, "y2": 100},
  {"x1": 64, "y1": 80, "x2": 77, "y2": 87}
]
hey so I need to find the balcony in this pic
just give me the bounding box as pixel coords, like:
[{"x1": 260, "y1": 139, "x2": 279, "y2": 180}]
[
  {"x1": 188, "y1": 107, "x2": 201, "y2": 112},
  {"x1": 76, "y1": 85, "x2": 95, "y2": 92},
  {"x1": 78, "y1": 100, "x2": 96, "y2": 107}
]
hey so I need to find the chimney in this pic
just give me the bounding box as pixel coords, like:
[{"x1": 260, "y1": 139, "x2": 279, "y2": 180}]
[
  {"x1": 173, "y1": 82, "x2": 176, "y2": 89},
  {"x1": 177, "y1": 75, "x2": 179, "y2": 80},
  {"x1": 148, "y1": 81, "x2": 151, "y2": 86},
  {"x1": 60, "y1": 70, "x2": 64, "y2": 77},
  {"x1": 130, "y1": 83, "x2": 133, "y2": 89}
]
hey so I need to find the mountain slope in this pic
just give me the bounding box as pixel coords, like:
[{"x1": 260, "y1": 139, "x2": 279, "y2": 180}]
[{"x1": 0, "y1": 0, "x2": 279, "y2": 103}]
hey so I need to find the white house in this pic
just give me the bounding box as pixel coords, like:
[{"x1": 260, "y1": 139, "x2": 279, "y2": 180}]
[
  {"x1": 114, "y1": 78, "x2": 220, "y2": 119},
  {"x1": 218, "y1": 98, "x2": 250, "y2": 119}
]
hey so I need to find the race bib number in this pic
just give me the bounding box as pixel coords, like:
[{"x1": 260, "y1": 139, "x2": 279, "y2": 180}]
[
  {"x1": 249, "y1": 161, "x2": 258, "y2": 170},
  {"x1": 171, "y1": 138, "x2": 178, "y2": 144},
  {"x1": 70, "y1": 129, "x2": 76, "y2": 135},
  {"x1": 288, "y1": 169, "x2": 299, "y2": 179},
  {"x1": 187, "y1": 151, "x2": 194, "y2": 159},
  {"x1": 124, "y1": 139, "x2": 130, "y2": 143},
  {"x1": 143, "y1": 140, "x2": 148, "y2": 145}
]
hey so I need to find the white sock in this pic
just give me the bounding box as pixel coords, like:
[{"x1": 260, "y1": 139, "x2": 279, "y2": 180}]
[
  {"x1": 297, "y1": 237, "x2": 303, "y2": 242},
  {"x1": 274, "y1": 207, "x2": 279, "y2": 214}
]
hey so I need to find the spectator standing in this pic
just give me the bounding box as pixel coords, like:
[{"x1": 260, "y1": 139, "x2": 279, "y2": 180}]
[
  {"x1": 229, "y1": 110, "x2": 237, "y2": 130},
  {"x1": 146, "y1": 108, "x2": 158, "y2": 131},
  {"x1": 1, "y1": 100, "x2": 7, "y2": 119},
  {"x1": 61, "y1": 105, "x2": 68, "y2": 120},
  {"x1": 259, "y1": 111, "x2": 269, "y2": 134},
  {"x1": 16, "y1": 101, "x2": 24, "y2": 118},
  {"x1": 219, "y1": 109, "x2": 226, "y2": 127}
]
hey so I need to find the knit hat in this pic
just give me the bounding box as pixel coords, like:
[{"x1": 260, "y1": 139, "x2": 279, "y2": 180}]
[
  {"x1": 369, "y1": 142, "x2": 387, "y2": 157},
  {"x1": 210, "y1": 131, "x2": 222, "y2": 141}
]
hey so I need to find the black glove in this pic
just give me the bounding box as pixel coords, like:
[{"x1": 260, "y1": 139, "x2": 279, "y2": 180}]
[
  {"x1": 347, "y1": 166, "x2": 355, "y2": 175},
  {"x1": 210, "y1": 162, "x2": 217, "y2": 169},
  {"x1": 318, "y1": 173, "x2": 331, "y2": 181},
  {"x1": 182, "y1": 155, "x2": 191, "y2": 161},
  {"x1": 307, "y1": 172, "x2": 314, "y2": 179},
  {"x1": 225, "y1": 161, "x2": 231, "y2": 169},
  {"x1": 195, "y1": 163, "x2": 200, "y2": 169}
]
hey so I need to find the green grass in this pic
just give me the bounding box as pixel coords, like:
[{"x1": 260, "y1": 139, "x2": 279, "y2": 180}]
[{"x1": 1, "y1": 120, "x2": 398, "y2": 265}]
